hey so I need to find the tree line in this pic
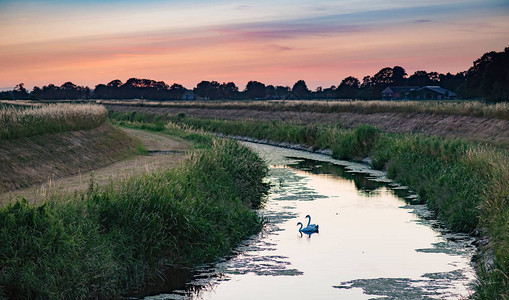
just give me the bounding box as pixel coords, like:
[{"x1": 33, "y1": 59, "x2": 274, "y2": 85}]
[{"x1": 2, "y1": 47, "x2": 508, "y2": 102}]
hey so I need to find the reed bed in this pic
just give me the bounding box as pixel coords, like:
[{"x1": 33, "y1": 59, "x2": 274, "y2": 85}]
[
  {"x1": 0, "y1": 135, "x2": 268, "y2": 298},
  {"x1": 102, "y1": 99, "x2": 509, "y2": 120},
  {"x1": 109, "y1": 113, "x2": 507, "y2": 299},
  {"x1": 0, "y1": 103, "x2": 107, "y2": 140}
]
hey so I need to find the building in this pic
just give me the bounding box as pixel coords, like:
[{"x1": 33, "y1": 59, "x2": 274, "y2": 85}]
[
  {"x1": 409, "y1": 86, "x2": 456, "y2": 100},
  {"x1": 381, "y1": 86, "x2": 419, "y2": 100},
  {"x1": 180, "y1": 90, "x2": 195, "y2": 100},
  {"x1": 382, "y1": 86, "x2": 456, "y2": 100}
]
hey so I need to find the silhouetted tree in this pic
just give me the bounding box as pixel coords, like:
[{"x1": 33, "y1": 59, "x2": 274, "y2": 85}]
[
  {"x1": 336, "y1": 76, "x2": 360, "y2": 99},
  {"x1": 194, "y1": 81, "x2": 220, "y2": 99},
  {"x1": 438, "y1": 72, "x2": 466, "y2": 96},
  {"x1": 12, "y1": 83, "x2": 30, "y2": 99},
  {"x1": 265, "y1": 85, "x2": 276, "y2": 98},
  {"x1": 392, "y1": 66, "x2": 407, "y2": 85},
  {"x1": 275, "y1": 86, "x2": 290, "y2": 98},
  {"x1": 169, "y1": 83, "x2": 185, "y2": 99},
  {"x1": 292, "y1": 80, "x2": 310, "y2": 98},
  {"x1": 409, "y1": 71, "x2": 432, "y2": 86},
  {"x1": 466, "y1": 47, "x2": 509, "y2": 102},
  {"x1": 107, "y1": 79, "x2": 123, "y2": 88},
  {"x1": 245, "y1": 81, "x2": 266, "y2": 99},
  {"x1": 218, "y1": 82, "x2": 238, "y2": 99}
]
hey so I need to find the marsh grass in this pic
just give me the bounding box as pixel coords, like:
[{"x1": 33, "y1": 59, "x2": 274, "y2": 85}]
[
  {"x1": 108, "y1": 113, "x2": 508, "y2": 299},
  {"x1": 0, "y1": 103, "x2": 107, "y2": 140},
  {"x1": 104, "y1": 99, "x2": 509, "y2": 120},
  {"x1": 0, "y1": 135, "x2": 268, "y2": 298}
]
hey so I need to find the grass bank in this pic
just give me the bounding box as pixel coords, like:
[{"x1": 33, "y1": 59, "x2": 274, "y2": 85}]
[
  {"x1": 103, "y1": 99, "x2": 509, "y2": 120},
  {"x1": 0, "y1": 135, "x2": 268, "y2": 298},
  {"x1": 0, "y1": 122, "x2": 142, "y2": 194},
  {"x1": 0, "y1": 103, "x2": 106, "y2": 140},
  {"x1": 109, "y1": 111, "x2": 508, "y2": 299}
]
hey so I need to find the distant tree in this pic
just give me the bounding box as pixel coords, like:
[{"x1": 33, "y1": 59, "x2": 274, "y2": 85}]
[
  {"x1": 336, "y1": 76, "x2": 360, "y2": 99},
  {"x1": 168, "y1": 83, "x2": 185, "y2": 99},
  {"x1": 31, "y1": 86, "x2": 42, "y2": 99},
  {"x1": 265, "y1": 85, "x2": 276, "y2": 98},
  {"x1": 291, "y1": 80, "x2": 310, "y2": 98},
  {"x1": 194, "y1": 81, "x2": 220, "y2": 99},
  {"x1": 218, "y1": 82, "x2": 238, "y2": 99},
  {"x1": 408, "y1": 71, "x2": 430, "y2": 86},
  {"x1": 275, "y1": 86, "x2": 290, "y2": 98},
  {"x1": 439, "y1": 72, "x2": 466, "y2": 95},
  {"x1": 107, "y1": 79, "x2": 123, "y2": 88},
  {"x1": 466, "y1": 47, "x2": 509, "y2": 102},
  {"x1": 361, "y1": 76, "x2": 373, "y2": 88},
  {"x1": 12, "y1": 83, "x2": 30, "y2": 99},
  {"x1": 392, "y1": 66, "x2": 407, "y2": 85},
  {"x1": 60, "y1": 82, "x2": 81, "y2": 99},
  {"x1": 245, "y1": 81, "x2": 266, "y2": 99}
]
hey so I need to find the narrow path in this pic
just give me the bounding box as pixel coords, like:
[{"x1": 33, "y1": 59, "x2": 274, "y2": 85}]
[{"x1": 0, "y1": 128, "x2": 191, "y2": 205}]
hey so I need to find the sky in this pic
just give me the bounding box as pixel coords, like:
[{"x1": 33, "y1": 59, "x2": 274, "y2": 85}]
[{"x1": 0, "y1": 0, "x2": 508, "y2": 90}]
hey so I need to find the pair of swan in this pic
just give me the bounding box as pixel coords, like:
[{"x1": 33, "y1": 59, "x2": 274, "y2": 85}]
[{"x1": 297, "y1": 215, "x2": 319, "y2": 233}]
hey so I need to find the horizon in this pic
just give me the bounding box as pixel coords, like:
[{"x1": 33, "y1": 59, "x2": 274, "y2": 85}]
[{"x1": 1, "y1": 0, "x2": 508, "y2": 90}]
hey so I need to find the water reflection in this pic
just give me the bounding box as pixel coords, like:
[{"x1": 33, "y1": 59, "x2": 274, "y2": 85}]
[
  {"x1": 285, "y1": 157, "x2": 419, "y2": 201},
  {"x1": 145, "y1": 142, "x2": 475, "y2": 300}
]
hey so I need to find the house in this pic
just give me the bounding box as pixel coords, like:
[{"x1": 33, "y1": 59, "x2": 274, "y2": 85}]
[
  {"x1": 381, "y1": 86, "x2": 419, "y2": 100},
  {"x1": 181, "y1": 89, "x2": 195, "y2": 100},
  {"x1": 410, "y1": 86, "x2": 456, "y2": 100}
]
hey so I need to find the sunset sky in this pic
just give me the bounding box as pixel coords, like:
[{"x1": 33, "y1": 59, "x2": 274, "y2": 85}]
[{"x1": 1, "y1": 0, "x2": 508, "y2": 90}]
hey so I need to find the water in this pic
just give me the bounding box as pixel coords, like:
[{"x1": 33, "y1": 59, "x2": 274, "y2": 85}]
[{"x1": 145, "y1": 142, "x2": 476, "y2": 299}]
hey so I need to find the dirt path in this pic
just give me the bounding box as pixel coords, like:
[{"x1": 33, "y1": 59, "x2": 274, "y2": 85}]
[{"x1": 0, "y1": 128, "x2": 191, "y2": 205}]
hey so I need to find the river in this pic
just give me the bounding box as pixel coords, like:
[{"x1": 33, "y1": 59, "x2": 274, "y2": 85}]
[{"x1": 145, "y1": 141, "x2": 476, "y2": 299}]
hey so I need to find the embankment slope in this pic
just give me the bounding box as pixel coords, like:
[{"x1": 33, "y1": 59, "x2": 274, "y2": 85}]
[
  {"x1": 105, "y1": 104, "x2": 509, "y2": 149},
  {"x1": 0, "y1": 122, "x2": 139, "y2": 193}
]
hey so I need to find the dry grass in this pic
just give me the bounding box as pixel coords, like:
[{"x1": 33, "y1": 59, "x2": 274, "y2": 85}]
[
  {"x1": 0, "y1": 103, "x2": 107, "y2": 140},
  {"x1": 100, "y1": 99, "x2": 509, "y2": 120}
]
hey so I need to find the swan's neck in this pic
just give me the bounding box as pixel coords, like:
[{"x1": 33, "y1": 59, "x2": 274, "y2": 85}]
[
  {"x1": 306, "y1": 216, "x2": 311, "y2": 226},
  {"x1": 298, "y1": 223, "x2": 303, "y2": 231}
]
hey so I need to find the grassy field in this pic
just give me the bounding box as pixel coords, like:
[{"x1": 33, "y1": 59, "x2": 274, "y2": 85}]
[
  {"x1": 109, "y1": 112, "x2": 508, "y2": 299},
  {"x1": 0, "y1": 103, "x2": 107, "y2": 140},
  {"x1": 102, "y1": 99, "x2": 509, "y2": 120},
  {"x1": 0, "y1": 132, "x2": 268, "y2": 298}
]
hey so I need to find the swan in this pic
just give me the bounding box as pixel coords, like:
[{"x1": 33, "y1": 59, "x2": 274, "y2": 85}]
[
  {"x1": 297, "y1": 222, "x2": 318, "y2": 233},
  {"x1": 305, "y1": 215, "x2": 319, "y2": 230}
]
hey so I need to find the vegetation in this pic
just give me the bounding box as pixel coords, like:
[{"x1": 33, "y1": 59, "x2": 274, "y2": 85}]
[
  {"x1": 105, "y1": 99, "x2": 509, "y2": 120},
  {"x1": 0, "y1": 103, "x2": 107, "y2": 140},
  {"x1": 0, "y1": 134, "x2": 268, "y2": 298},
  {"x1": 2, "y1": 47, "x2": 507, "y2": 102},
  {"x1": 108, "y1": 112, "x2": 508, "y2": 299}
]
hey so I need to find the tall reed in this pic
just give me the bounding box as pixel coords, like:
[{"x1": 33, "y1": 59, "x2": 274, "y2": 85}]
[{"x1": 0, "y1": 104, "x2": 107, "y2": 140}]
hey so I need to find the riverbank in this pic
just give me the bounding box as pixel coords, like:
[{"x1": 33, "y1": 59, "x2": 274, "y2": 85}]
[
  {"x1": 0, "y1": 122, "x2": 142, "y2": 194},
  {"x1": 109, "y1": 112, "x2": 508, "y2": 299},
  {"x1": 0, "y1": 127, "x2": 190, "y2": 205},
  {"x1": 0, "y1": 104, "x2": 143, "y2": 194},
  {"x1": 105, "y1": 101, "x2": 509, "y2": 149},
  {"x1": 0, "y1": 132, "x2": 268, "y2": 298}
]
